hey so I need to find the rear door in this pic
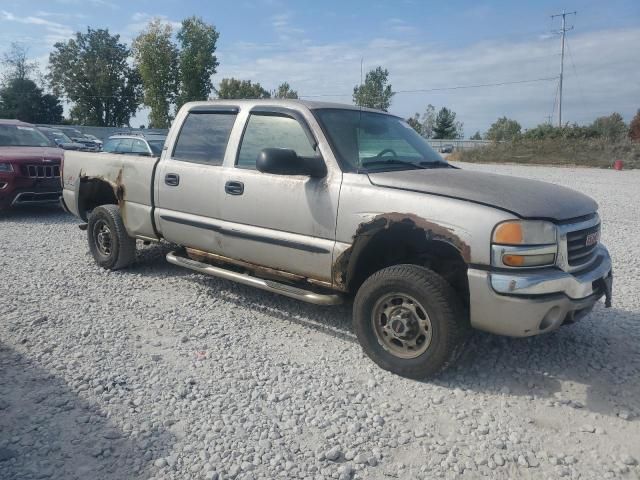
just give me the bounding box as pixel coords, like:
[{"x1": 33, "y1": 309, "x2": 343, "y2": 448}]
[{"x1": 154, "y1": 106, "x2": 238, "y2": 253}]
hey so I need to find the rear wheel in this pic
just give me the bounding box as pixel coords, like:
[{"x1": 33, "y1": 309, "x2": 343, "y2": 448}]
[
  {"x1": 353, "y1": 264, "x2": 467, "y2": 379},
  {"x1": 87, "y1": 204, "x2": 136, "y2": 270}
]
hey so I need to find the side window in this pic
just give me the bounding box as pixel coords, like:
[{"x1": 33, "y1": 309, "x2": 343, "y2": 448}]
[
  {"x1": 116, "y1": 139, "x2": 133, "y2": 153},
  {"x1": 237, "y1": 114, "x2": 316, "y2": 169},
  {"x1": 131, "y1": 139, "x2": 149, "y2": 154},
  {"x1": 172, "y1": 112, "x2": 237, "y2": 165},
  {"x1": 103, "y1": 139, "x2": 120, "y2": 153}
]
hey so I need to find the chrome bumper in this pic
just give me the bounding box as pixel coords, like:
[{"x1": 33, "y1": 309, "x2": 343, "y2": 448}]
[{"x1": 468, "y1": 245, "x2": 612, "y2": 337}]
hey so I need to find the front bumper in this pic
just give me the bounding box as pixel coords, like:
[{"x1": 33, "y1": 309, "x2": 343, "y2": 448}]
[
  {"x1": 468, "y1": 245, "x2": 612, "y2": 337},
  {"x1": 0, "y1": 177, "x2": 62, "y2": 209}
]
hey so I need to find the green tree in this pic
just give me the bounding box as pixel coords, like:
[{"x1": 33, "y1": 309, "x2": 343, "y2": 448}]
[
  {"x1": 0, "y1": 78, "x2": 63, "y2": 123},
  {"x1": 433, "y1": 107, "x2": 463, "y2": 139},
  {"x1": 176, "y1": 16, "x2": 219, "y2": 107},
  {"x1": 48, "y1": 28, "x2": 141, "y2": 126},
  {"x1": 132, "y1": 20, "x2": 179, "y2": 128},
  {"x1": 486, "y1": 117, "x2": 521, "y2": 142},
  {"x1": 421, "y1": 104, "x2": 436, "y2": 138},
  {"x1": 590, "y1": 113, "x2": 627, "y2": 141},
  {"x1": 470, "y1": 131, "x2": 482, "y2": 140},
  {"x1": 216, "y1": 78, "x2": 271, "y2": 99},
  {"x1": 406, "y1": 113, "x2": 423, "y2": 135},
  {"x1": 2, "y1": 43, "x2": 38, "y2": 82},
  {"x1": 628, "y1": 109, "x2": 640, "y2": 142},
  {"x1": 274, "y1": 82, "x2": 298, "y2": 99},
  {"x1": 1, "y1": 43, "x2": 62, "y2": 123},
  {"x1": 353, "y1": 66, "x2": 394, "y2": 111}
]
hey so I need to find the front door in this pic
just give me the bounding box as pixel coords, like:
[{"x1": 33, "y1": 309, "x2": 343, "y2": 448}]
[
  {"x1": 155, "y1": 107, "x2": 238, "y2": 253},
  {"x1": 218, "y1": 109, "x2": 341, "y2": 282}
]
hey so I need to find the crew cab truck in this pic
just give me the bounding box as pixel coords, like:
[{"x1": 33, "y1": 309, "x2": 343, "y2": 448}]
[{"x1": 60, "y1": 100, "x2": 613, "y2": 379}]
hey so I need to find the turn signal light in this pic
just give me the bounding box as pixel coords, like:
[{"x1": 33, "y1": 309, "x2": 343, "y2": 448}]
[
  {"x1": 502, "y1": 253, "x2": 556, "y2": 267},
  {"x1": 494, "y1": 223, "x2": 523, "y2": 245}
]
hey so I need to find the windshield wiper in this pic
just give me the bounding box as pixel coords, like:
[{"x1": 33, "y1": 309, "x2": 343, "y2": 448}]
[
  {"x1": 360, "y1": 159, "x2": 427, "y2": 171},
  {"x1": 418, "y1": 161, "x2": 452, "y2": 169}
]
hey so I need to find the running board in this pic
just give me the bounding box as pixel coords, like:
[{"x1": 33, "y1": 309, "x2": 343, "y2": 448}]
[{"x1": 166, "y1": 251, "x2": 343, "y2": 306}]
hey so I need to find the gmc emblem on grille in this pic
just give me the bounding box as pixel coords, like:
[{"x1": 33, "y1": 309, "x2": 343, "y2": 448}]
[{"x1": 585, "y1": 232, "x2": 599, "y2": 247}]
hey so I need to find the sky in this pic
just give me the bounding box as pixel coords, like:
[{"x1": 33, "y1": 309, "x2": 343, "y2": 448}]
[{"x1": 1, "y1": 0, "x2": 639, "y2": 135}]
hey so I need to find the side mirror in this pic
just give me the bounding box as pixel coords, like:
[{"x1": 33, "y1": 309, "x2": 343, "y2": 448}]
[{"x1": 256, "y1": 148, "x2": 327, "y2": 178}]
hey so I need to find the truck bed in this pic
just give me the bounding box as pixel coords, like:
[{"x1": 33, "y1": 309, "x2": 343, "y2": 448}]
[{"x1": 61, "y1": 151, "x2": 160, "y2": 239}]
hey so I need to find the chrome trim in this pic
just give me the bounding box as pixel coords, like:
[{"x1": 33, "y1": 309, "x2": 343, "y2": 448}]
[
  {"x1": 491, "y1": 244, "x2": 557, "y2": 269},
  {"x1": 490, "y1": 244, "x2": 611, "y2": 299},
  {"x1": 556, "y1": 214, "x2": 601, "y2": 273},
  {"x1": 166, "y1": 251, "x2": 343, "y2": 306}
]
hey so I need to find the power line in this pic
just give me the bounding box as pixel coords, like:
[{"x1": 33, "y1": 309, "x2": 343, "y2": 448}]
[
  {"x1": 300, "y1": 76, "x2": 559, "y2": 98},
  {"x1": 550, "y1": 9, "x2": 577, "y2": 126}
]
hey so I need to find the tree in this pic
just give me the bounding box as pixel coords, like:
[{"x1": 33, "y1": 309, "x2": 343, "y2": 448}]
[
  {"x1": 216, "y1": 78, "x2": 271, "y2": 99},
  {"x1": 0, "y1": 78, "x2": 63, "y2": 123},
  {"x1": 590, "y1": 113, "x2": 627, "y2": 141},
  {"x1": 176, "y1": 16, "x2": 219, "y2": 107},
  {"x1": 2, "y1": 43, "x2": 38, "y2": 82},
  {"x1": 470, "y1": 131, "x2": 482, "y2": 140},
  {"x1": 433, "y1": 107, "x2": 463, "y2": 139},
  {"x1": 48, "y1": 28, "x2": 141, "y2": 126},
  {"x1": 132, "y1": 20, "x2": 179, "y2": 129},
  {"x1": 1, "y1": 43, "x2": 62, "y2": 123},
  {"x1": 353, "y1": 66, "x2": 394, "y2": 111},
  {"x1": 629, "y1": 110, "x2": 640, "y2": 142},
  {"x1": 421, "y1": 104, "x2": 436, "y2": 139},
  {"x1": 406, "y1": 113, "x2": 423, "y2": 135},
  {"x1": 274, "y1": 82, "x2": 298, "y2": 99},
  {"x1": 486, "y1": 117, "x2": 521, "y2": 142}
]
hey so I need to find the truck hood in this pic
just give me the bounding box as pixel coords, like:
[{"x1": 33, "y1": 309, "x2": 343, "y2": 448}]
[
  {"x1": 0, "y1": 146, "x2": 63, "y2": 164},
  {"x1": 367, "y1": 167, "x2": 598, "y2": 221}
]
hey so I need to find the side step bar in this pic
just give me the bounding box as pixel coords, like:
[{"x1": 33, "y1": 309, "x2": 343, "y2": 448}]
[{"x1": 166, "y1": 251, "x2": 343, "y2": 306}]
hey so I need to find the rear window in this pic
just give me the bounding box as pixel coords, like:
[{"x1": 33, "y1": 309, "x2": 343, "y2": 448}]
[{"x1": 172, "y1": 112, "x2": 237, "y2": 165}]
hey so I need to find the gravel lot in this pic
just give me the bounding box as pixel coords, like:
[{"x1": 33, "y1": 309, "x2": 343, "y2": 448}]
[{"x1": 1, "y1": 163, "x2": 639, "y2": 480}]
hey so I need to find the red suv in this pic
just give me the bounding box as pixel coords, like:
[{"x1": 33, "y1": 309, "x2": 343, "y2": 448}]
[{"x1": 0, "y1": 119, "x2": 63, "y2": 210}]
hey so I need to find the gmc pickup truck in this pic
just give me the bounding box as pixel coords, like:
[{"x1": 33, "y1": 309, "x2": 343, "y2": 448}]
[
  {"x1": 60, "y1": 100, "x2": 613, "y2": 378},
  {"x1": 0, "y1": 119, "x2": 63, "y2": 210}
]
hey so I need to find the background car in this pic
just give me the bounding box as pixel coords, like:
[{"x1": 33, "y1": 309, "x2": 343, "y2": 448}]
[
  {"x1": 54, "y1": 126, "x2": 102, "y2": 151},
  {"x1": 83, "y1": 133, "x2": 103, "y2": 149},
  {"x1": 440, "y1": 144, "x2": 454, "y2": 153},
  {"x1": 38, "y1": 127, "x2": 85, "y2": 150},
  {"x1": 103, "y1": 133, "x2": 167, "y2": 156}
]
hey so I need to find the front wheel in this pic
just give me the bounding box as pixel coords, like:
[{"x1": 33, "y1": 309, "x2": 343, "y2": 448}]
[
  {"x1": 353, "y1": 265, "x2": 467, "y2": 379},
  {"x1": 87, "y1": 204, "x2": 136, "y2": 270}
]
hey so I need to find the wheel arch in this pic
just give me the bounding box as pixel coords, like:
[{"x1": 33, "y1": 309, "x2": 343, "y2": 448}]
[
  {"x1": 76, "y1": 177, "x2": 122, "y2": 221},
  {"x1": 334, "y1": 213, "x2": 470, "y2": 304}
]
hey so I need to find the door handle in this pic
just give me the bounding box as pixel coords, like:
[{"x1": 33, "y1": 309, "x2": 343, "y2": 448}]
[
  {"x1": 165, "y1": 173, "x2": 180, "y2": 186},
  {"x1": 225, "y1": 180, "x2": 244, "y2": 195}
]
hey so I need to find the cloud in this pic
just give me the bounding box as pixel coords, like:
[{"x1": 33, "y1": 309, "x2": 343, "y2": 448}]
[
  {"x1": 0, "y1": 10, "x2": 74, "y2": 45},
  {"x1": 269, "y1": 12, "x2": 305, "y2": 42},
  {"x1": 217, "y1": 27, "x2": 640, "y2": 135}
]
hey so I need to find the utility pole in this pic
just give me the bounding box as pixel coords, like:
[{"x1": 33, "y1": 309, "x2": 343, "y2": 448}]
[{"x1": 551, "y1": 9, "x2": 576, "y2": 127}]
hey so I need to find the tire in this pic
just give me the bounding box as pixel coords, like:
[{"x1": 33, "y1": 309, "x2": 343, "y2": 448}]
[
  {"x1": 353, "y1": 264, "x2": 468, "y2": 379},
  {"x1": 87, "y1": 204, "x2": 136, "y2": 270}
]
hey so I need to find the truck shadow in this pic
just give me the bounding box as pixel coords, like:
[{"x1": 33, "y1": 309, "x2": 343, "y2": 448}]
[
  {"x1": 0, "y1": 341, "x2": 175, "y2": 480},
  {"x1": 0, "y1": 206, "x2": 71, "y2": 223}
]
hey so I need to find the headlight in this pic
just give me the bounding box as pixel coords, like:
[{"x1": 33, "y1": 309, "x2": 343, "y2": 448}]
[
  {"x1": 492, "y1": 220, "x2": 557, "y2": 268},
  {"x1": 0, "y1": 162, "x2": 13, "y2": 172},
  {"x1": 493, "y1": 220, "x2": 556, "y2": 245}
]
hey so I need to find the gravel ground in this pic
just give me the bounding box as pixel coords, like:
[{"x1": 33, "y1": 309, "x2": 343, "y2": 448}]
[{"x1": 1, "y1": 163, "x2": 639, "y2": 480}]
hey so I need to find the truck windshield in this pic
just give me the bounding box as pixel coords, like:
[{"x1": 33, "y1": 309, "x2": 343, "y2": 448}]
[
  {"x1": 0, "y1": 125, "x2": 51, "y2": 147},
  {"x1": 314, "y1": 109, "x2": 447, "y2": 172}
]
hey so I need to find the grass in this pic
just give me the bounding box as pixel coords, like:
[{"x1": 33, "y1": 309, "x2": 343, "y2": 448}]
[{"x1": 449, "y1": 138, "x2": 640, "y2": 169}]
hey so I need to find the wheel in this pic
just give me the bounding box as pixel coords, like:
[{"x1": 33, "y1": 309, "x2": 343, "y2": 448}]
[
  {"x1": 87, "y1": 204, "x2": 136, "y2": 270},
  {"x1": 353, "y1": 264, "x2": 467, "y2": 379}
]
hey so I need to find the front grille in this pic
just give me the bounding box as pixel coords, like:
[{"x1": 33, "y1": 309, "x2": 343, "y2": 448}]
[
  {"x1": 24, "y1": 164, "x2": 60, "y2": 178},
  {"x1": 566, "y1": 223, "x2": 600, "y2": 267}
]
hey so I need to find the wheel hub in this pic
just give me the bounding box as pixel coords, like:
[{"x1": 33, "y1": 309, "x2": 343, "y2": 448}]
[
  {"x1": 372, "y1": 293, "x2": 432, "y2": 359},
  {"x1": 94, "y1": 220, "x2": 112, "y2": 256}
]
